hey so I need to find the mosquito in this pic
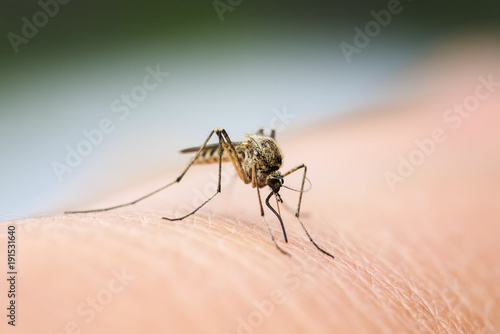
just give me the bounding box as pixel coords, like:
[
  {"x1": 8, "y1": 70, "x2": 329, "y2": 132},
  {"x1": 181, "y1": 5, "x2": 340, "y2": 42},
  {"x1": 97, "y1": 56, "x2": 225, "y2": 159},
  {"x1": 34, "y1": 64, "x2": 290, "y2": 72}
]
[{"x1": 66, "y1": 127, "x2": 334, "y2": 259}]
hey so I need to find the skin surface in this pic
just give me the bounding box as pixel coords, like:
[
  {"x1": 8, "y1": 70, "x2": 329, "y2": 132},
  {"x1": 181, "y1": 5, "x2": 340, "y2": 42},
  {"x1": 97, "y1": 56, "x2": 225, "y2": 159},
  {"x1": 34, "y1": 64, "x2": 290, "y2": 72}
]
[{"x1": 1, "y1": 38, "x2": 500, "y2": 334}]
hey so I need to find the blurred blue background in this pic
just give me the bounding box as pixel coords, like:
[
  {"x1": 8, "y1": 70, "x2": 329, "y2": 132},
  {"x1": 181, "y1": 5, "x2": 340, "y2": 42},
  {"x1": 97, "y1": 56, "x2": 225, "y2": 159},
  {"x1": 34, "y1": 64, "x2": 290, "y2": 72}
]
[{"x1": 1, "y1": 0, "x2": 499, "y2": 220}]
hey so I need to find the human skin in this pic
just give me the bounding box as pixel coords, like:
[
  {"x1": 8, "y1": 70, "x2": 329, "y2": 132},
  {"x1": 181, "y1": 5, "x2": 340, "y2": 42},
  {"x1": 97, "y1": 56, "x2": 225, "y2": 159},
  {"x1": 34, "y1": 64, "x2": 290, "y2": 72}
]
[{"x1": 2, "y1": 42, "x2": 500, "y2": 334}]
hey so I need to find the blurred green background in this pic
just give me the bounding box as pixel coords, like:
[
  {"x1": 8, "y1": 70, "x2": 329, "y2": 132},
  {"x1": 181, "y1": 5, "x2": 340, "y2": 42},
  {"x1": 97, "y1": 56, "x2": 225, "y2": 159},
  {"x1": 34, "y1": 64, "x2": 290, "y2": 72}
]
[{"x1": 1, "y1": 0, "x2": 499, "y2": 220}]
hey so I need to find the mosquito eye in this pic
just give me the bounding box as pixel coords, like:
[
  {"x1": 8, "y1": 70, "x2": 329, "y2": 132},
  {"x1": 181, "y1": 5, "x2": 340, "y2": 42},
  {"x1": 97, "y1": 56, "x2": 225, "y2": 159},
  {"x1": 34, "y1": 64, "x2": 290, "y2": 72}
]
[{"x1": 267, "y1": 177, "x2": 282, "y2": 192}]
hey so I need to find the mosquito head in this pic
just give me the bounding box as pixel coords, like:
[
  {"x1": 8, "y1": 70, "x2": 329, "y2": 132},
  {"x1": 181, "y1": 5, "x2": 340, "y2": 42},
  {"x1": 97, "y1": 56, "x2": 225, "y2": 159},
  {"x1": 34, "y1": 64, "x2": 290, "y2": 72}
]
[{"x1": 267, "y1": 172, "x2": 284, "y2": 194}]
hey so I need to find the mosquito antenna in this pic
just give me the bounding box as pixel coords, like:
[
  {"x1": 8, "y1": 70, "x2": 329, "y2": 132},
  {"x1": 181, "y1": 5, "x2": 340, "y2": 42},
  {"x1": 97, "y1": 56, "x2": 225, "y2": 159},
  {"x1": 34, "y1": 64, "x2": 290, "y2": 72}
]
[
  {"x1": 265, "y1": 192, "x2": 288, "y2": 243},
  {"x1": 283, "y1": 177, "x2": 312, "y2": 193}
]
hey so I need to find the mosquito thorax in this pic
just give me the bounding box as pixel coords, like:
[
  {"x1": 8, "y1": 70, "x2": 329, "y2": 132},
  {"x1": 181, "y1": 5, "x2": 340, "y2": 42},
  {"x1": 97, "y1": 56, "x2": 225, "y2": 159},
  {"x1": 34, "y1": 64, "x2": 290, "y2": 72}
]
[{"x1": 242, "y1": 133, "x2": 284, "y2": 188}]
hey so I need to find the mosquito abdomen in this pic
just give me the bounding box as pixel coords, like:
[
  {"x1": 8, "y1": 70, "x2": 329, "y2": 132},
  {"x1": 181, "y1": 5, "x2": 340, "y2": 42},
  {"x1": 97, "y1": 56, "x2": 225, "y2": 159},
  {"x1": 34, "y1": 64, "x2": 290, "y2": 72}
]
[{"x1": 192, "y1": 146, "x2": 230, "y2": 164}]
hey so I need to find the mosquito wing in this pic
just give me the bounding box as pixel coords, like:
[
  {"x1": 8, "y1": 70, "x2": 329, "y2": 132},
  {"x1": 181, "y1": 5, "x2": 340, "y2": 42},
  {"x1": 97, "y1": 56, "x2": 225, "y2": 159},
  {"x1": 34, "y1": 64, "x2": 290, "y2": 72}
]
[{"x1": 181, "y1": 143, "x2": 219, "y2": 154}]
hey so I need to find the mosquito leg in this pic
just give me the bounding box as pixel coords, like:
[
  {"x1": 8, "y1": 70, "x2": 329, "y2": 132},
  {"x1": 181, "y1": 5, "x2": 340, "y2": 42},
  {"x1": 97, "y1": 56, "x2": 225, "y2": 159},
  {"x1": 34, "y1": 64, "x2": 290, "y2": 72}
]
[
  {"x1": 219, "y1": 129, "x2": 250, "y2": 184},
  {"x1": 283, "y1": 164, "x2": 335, "y2": 259},
  {"x1": 253, "y1": 164, "x2": 290, "y2": 256},
  {"x1": 296, "y1": 216, "x2": 334, "y2": 259},
  {"x1": 262, "y1": 215, "x2": 290, "y2": 256},
  {"x1": 65, "y1": 180, "x2": 178, "y2": 214},
  {"x1": 163, "y1": 129, "x2": 224, "y2": 221},
  {"x1": 65, "y1": 129, "x2": 220, "y2": 214}
]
